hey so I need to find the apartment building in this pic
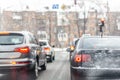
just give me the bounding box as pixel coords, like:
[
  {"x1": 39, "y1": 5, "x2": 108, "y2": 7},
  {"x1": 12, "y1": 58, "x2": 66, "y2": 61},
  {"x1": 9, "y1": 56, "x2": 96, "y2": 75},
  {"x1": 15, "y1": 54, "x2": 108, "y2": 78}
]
[{"x1": 2, "y1": 10, "x2": 120, "y2": 47}]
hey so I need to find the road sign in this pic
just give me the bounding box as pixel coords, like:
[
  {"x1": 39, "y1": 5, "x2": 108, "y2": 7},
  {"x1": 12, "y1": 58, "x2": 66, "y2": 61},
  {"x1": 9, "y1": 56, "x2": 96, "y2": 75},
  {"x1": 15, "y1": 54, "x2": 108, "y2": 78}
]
[
  {"x1": 58, "y1": 33, "x2": 68, "y2": 41},
  {"x1": 52, "y1": 4, "x2": 59, "y2": 9}
]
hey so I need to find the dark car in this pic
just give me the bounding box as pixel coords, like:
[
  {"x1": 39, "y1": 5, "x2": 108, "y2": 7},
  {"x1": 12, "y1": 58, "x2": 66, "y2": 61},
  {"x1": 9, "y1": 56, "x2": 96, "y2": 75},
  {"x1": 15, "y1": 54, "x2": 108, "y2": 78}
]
[
  {"x1": 67, "y1": 38, "x2": 79, "y2": 61},
  {"x1": 69, "y1": 36, "x2": 120, "y2": 80},
  {"x1": 0, "y1": 31, "x2": 47, "y2": 78}
]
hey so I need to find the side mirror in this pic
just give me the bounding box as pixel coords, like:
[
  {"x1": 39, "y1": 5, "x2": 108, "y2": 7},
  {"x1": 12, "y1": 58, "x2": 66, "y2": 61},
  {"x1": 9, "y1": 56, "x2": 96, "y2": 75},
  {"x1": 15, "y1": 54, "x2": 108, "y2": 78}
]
[
  {"x1": 66, "y1": 47, "x2": 74, "y2": 52},
  {"x1": 66, "y1": 48, "x2": 71, "y2": 52},
  {"x1": 70, "y1": 45, "x2": 75, "y2": 51}
]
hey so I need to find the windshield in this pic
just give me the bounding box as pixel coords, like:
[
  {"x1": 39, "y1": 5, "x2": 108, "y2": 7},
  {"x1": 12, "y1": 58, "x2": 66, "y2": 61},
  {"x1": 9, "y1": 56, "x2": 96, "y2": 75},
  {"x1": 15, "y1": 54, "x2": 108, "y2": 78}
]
[
  {"x1": 39, "y1": 42, "x2": 47, "y2": 46},
  {"x1": 0, "y1": 34, "x2": 24, "y2": 45},
  {"x1": 77, "y1": 37, "x2": 120, "y2": 49}
]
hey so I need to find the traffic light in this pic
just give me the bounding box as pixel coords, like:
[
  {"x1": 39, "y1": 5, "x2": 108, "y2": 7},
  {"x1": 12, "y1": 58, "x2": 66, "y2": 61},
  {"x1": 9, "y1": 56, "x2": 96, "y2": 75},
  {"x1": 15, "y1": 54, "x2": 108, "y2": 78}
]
[
  {"x1": 100, "y1": 18, "x2": 105, "y2": 27},
  {"x1": 99, "y1": 18, "x2": 105, "y2": 32},
  {"x1": 61, "y1": 4, "x2": 66, "y2": 10}
]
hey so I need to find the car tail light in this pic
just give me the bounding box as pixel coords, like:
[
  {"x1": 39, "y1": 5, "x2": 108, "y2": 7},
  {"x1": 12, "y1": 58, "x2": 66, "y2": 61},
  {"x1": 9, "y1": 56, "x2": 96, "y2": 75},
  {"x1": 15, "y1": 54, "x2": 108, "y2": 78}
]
[
  {"x1": 44, "y1": 47, "x2": 50, "y2": 52},
  {"x1": 10, "y1": 61, "x2": 30, "y2": 65},
  {"x1": 14, "y1": 46, "x2": 30, "y2": 54},
  {"x1": 17, "y1": 61, "x2": 30, "y2": 64},
  {"x1": 74, "y1": 54, "x2": 91, "y2": 63}
]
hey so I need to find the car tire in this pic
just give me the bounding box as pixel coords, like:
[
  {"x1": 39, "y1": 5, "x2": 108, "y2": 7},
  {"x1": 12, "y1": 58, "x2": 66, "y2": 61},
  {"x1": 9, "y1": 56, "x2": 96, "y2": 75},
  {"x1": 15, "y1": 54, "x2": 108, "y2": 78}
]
[
  {"x1": 70, "y1": 67, "x2": 72, "y2": 80},
  {"x1": 50, "y1": 55, "x2": 53, "y2": 62},
  {"x1": 30, "y1": 60, "x2": 39, "y2": 79},
  {"x1": 41, "y1": 59, "x2": 47, "y2": 70},
  {"x1": 53, "y1": 56, "x2": 55, "y2": 60}
]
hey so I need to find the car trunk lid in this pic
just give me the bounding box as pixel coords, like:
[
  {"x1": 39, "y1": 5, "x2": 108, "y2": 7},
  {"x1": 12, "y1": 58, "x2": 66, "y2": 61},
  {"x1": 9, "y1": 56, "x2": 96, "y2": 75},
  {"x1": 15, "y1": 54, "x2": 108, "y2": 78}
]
[
  {"x1": 79, "y1": 49, "x2": 120, "y2": 68},
  {"x1": 0, "y1": 45, "x2": 26, "y2": 58}
]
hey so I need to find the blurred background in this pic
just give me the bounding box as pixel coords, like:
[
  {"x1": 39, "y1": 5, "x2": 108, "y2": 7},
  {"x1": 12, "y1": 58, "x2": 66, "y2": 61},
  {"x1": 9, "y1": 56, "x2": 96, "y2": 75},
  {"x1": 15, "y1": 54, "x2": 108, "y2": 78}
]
[{"x1": 0, "y1": 0, "x2": 120, "y2": 48}]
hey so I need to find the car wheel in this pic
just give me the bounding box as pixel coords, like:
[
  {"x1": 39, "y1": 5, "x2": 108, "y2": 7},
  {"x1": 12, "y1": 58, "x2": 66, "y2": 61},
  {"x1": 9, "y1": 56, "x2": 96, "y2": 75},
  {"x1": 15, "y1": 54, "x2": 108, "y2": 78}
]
[
  {"x1": 50, "y1": 55, "x2": 53, "y2": 62},
  {"x1": 30, "y1": 60, "x2": 39, "y2": 78},
  {"x1": 41, "y1": 59, "x2": 47, "y2": 70},
  {"x1": 53, "y1": 56, "x2": 55, "y2": 60},
  {"x1": 70, "y1": 67, "x2": 72, "y2": 80}
]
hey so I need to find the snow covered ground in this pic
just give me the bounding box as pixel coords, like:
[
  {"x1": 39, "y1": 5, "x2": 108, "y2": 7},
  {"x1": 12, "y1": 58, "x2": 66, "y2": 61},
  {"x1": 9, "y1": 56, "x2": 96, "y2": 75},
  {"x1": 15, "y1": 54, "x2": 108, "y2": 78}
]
[{"x1": 53, "y1": 48, "x2": 67, "y2": 52}]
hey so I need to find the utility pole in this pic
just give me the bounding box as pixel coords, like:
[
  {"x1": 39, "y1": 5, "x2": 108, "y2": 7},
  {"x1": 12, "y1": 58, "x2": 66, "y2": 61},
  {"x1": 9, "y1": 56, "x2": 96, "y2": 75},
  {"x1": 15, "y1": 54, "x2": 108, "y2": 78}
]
[
  {"x1": 44, "y1": 7, "x2": 52, "y2": 45},
  {"x1": 95, "y1": 9, "x2": 98, "y2": 35},
  {"x1": 76, "y1": 13, "x2": 80, "y2": 37},
  {"x1": 74, "y1": 0, "x2": 80, "y2": 38},
  {"x1": 0, "y1": 7, "x2": 2, "y2": 31},
  {"x1": 74, "y1": 0, "x2": 85, "y2": 36},
  {"x1": 83, "y1": 2, "x2": 86, "y2": 34},
  {"x1": 107, "y1": 1, "x2": 110, "y2": 35},
  {"x1": 49, "y1": 12, "x2": 52, "y2": 45}
]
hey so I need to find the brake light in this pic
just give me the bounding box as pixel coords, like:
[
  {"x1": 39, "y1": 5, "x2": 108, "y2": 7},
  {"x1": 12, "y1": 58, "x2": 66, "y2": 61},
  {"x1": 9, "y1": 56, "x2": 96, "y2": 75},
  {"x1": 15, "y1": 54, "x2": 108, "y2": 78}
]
[
  {"x1": 14, "y1": 46, "x2": 30, "y2": 54},
  {"x1": 44, "y1": 47, "x2": 50, "y2": 52},
  {"x1": 74, "y1": 54, "x2": 91, "y2": 63},
  {"x1": 10, "y1": 61, "x2": 30, "y2": 65},
  {"x1": 17, "y1": 61, "x2": 30, "y2": 64}
]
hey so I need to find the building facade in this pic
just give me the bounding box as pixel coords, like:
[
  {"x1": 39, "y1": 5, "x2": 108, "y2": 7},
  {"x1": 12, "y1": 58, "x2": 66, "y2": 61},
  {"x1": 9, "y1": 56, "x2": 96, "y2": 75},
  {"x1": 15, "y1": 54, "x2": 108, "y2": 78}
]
[{"x1": 2, "y1": 10, "x2": 120, "y2": 47}]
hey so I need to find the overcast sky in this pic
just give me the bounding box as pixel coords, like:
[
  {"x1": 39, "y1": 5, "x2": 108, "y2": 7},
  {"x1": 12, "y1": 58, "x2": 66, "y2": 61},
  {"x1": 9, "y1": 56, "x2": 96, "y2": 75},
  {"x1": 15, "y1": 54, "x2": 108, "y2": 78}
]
[{"x1": 0, "y1": 0, "x2": 119, "y2": 12}]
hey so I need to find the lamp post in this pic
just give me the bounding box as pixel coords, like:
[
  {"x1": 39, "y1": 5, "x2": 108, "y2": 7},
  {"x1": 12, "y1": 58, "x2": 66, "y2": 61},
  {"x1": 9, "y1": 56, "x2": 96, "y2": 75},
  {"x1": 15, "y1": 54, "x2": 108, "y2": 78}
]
[
  {"x1": 83, "y1": 1, "x2": 86, "y2": 34},
  {"x1": 76, "y1": 13, "x2": 80, "y2": 37},
  {"x1": 95, "y1": 9, "x2": 98, "y2": 35},
  {"x1": 0, "y1": 8, "x2": 2, "y2": 31},
  {"x1": 49, "y1": 12, "x2": 52, "y2": 45},
  {"x1": 106, "y1": 1, "x2": 110, "y2": 35},
  {"x1": 83, "y1": 9, "x2": 86, "y2": 34},
  {"x1": 44, "y1": 7, "x2": 52, "y2": 45},
  {"x1": 75, "y1": 1, "x2": 87, "y2": 35}
]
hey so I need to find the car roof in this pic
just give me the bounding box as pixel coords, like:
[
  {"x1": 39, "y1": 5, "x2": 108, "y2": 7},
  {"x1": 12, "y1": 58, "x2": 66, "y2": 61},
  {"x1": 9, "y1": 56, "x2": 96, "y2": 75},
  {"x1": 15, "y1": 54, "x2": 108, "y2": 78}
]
[
  {"x1": 0, "y1": 31, "x2": 33, "y2": 35},
  {"x1": 38, "y1": 39, "x2": 49, "y2": 42},
  {"x1": 81, "y1": 36, "x2": 120, "y2": 39}
]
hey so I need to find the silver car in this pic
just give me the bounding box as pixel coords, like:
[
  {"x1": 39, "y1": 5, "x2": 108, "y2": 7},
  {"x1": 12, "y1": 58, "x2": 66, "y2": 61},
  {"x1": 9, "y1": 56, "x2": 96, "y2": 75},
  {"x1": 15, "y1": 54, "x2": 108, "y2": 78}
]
[
  {"x1": 39, "y1": 40, "x2": 55, "y2": 62},
  {"x1": 0, "y1": 31, "x2": 47, "y2": 78}
]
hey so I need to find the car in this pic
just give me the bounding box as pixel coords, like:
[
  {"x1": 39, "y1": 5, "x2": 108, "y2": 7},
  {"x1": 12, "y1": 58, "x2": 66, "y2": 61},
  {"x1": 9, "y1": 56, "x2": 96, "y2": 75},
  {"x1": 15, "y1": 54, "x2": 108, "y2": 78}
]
[
  {"x1": 67, "y1": 38, "x2": 79, "y2": 60},
  {"x1": 68, "y1": 36, "x2": 120, "y2": 80},
  {"x1": 0, "y1": 31, "x2": 47, "y2": 78},
  {"x1": 38, "y1": 40, "x2": 55, "y2": 62}
]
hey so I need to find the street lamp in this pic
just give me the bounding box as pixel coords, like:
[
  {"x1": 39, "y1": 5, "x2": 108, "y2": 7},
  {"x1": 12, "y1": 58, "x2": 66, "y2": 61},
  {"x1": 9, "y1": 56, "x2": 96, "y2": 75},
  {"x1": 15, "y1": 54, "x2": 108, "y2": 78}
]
[
  {"x1": 83, "y1": 1, "x2": 86, "y2": 34},
  {"x1": 95, "y1": 9, "x2": 98, "y2": 35},
  {"x1": 75, "y1": 1, "x2": 87, "y2": 35},
  {"x1": 92, "y1": 8, "x2": 98, "y2": 35},
  {"x1": 44, "y1": 7, "x2": 52, "y2": 45},
  {"x1": 0, "y1": 8, "x2": 2, "y2": 31},
  {"x1": 83, "y1": 6, "x2": 86, "y2": 34}
]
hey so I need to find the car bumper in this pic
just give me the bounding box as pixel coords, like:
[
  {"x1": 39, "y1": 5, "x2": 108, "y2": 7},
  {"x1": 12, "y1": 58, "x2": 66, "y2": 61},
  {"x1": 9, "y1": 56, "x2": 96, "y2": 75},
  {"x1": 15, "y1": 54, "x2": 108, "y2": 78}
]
[
  {"x1": 45, "y1": 52, "x2": 51, "y2": 55},
  {"x1": 71, "y1": 66, "x2": 120, "y2": 80},
  {"x1": 0, "y1": 58, "x2": 35, "y2": 69}
]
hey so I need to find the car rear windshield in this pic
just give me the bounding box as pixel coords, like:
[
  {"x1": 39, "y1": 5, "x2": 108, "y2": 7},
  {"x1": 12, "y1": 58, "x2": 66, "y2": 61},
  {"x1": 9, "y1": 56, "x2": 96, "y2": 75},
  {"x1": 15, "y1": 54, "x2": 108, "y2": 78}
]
[
  {"x1": 77, "y1": 37, "x2": 120, "y2": 49},
  {"x1": 39, "y1": 42, "x2": 47, "y2": 46},
  {"x1": 0, "y1": 33, "x2": 24, "y2": 45}
]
